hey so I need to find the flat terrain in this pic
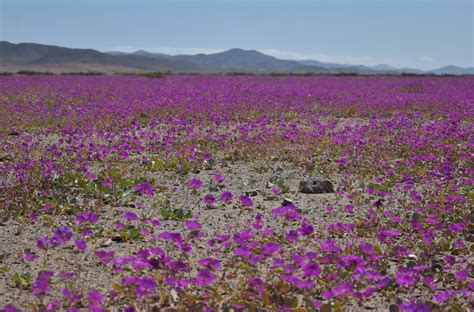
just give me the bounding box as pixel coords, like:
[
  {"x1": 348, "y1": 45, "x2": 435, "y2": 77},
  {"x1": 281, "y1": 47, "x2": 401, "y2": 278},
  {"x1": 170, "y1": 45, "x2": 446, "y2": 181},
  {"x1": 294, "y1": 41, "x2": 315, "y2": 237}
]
[{"x1": 0, "y1": 75, "x2": 472, "y2": 311}]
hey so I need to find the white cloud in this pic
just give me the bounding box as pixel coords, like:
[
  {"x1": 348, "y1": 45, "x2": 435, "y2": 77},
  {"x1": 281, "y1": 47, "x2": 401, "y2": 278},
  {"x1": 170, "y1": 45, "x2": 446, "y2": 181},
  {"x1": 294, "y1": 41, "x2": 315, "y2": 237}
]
[{"x1": 260, "y1": 49, "x2": 373, "y2": 65}]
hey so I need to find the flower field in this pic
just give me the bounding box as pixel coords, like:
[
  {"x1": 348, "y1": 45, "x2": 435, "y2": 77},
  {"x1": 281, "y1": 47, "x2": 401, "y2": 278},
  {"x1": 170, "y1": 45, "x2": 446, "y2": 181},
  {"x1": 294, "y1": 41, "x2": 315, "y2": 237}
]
[{"x1": 0, "y1": 75, "x2": 473, "y2": 311}]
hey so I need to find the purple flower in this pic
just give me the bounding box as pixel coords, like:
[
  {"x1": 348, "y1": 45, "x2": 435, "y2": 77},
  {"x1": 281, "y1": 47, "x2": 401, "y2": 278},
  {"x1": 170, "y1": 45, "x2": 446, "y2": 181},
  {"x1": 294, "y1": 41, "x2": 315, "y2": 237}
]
[
  {"x1": 22, "y1": 250, "x2": 38, "y2": 262},
  {"x1": 134, "y1": 182, "x2": 154, "y2": 196},
  {"x1": 285, "y1": 230, "x2": 299, "y2": 243},
  {"x1": 213, "y1": 173, "x2": 225, "y2": 183},
  {"x1": 302, "y1": 261, "x2": 321, "y2": 277},
  {"x1": 135, "y1": 276, "x2": 156, "y2": 297},
  {"x1": 455, "y1": 269, "x2": 469, "y2": 281},
  {"x1": 203, "y1": 194, "x2": 216, "y2": 206},
  {"x1": 75, "y1": 239, "x2": 88, "y2": 251},
  {"x1": 62, "y1": 288, "x2": 81, "y2": 303},
  {"x1": 247, "y1": 277, "x2": 265, "y2": 296},
  {"x1": 235, "y1": 247, "x2": 252, "y2": 257},
  {"x1": 322, "y1": 281, "x2": 353, "y2": 299},
  {"x1": 123, "y1": 211, "x2": 138, "y2": 221},
  {"x1": 239, "y1": 195, "x2": 253, "y2": 207},
  {"x1": 185, "y1": 220, "x2": 202, "y2": 230},
  {"x1": 3, "y1": 304, "x2": 19, "y2": 312},
  {"x1": 88, "y1": 289, "x2": 104, "y2": 304},
  {"x1": 298, "y1": 219, "x2": 314, "y2": 236},
  {"x1": 196, "y1": 269, "x2": 216, "y2": 286},
  {"x1": 433, "y1": 290, "x2": 456, "y2": 303},
  {"x1": 32, "y1": 271, "x2": 54, "y2": 297},
  {"x1": 262, "y1": 242, "x2": 280, "y2": 255},
  {"x1": 50, "y1": 226, "x2": 74, "y2": 247},
  {"x1": 396, "y1": 268, "x2": 419, "y2": 287},
  {"x1": 75, "y1": 211, "x2": 99, "y2": 224},
  {"x1": 187, "y1": 177, "x2": 202, "y2": 189},
  {"x1": 220, "y1": 191, "x2": 233, "y2": 203},
  {"x1": 198, "y1": 257, "x2": 222, "y2": 270}
]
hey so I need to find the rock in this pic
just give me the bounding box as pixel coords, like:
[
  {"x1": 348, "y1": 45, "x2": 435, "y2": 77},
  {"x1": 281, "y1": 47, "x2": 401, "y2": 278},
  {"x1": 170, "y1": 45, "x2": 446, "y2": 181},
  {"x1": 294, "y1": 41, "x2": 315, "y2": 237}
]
[
  {"x1": 8, "y1": 131, "x2": 19, "y2": 136},
  {"x1": 99, "y1": 239, "x2": 113, "y2": 247},
  {"x1": 410, "y1": 211, "x2": 421, "y2": 222},
  {"x1": 111, "y1": 235, "x2": 123, "y2": 242},
  {"x1": 266, "y1": 182, "x2": 275, "y2": 189},
  {"x1": 299, "y1": 178, "x2": 334, "y2": 194},
  {"x1": 245, "y1": 190, "x2": 258, "y2": 197},
  {"x1": 406, "y1": 260, "x2": 417, "y2": 268},
  {"x1": 281, "y1": 198, "x2": 294, "y2": 207},
  {"x1": 209, "y1": 185, "x2": 219, "y2": 192}
]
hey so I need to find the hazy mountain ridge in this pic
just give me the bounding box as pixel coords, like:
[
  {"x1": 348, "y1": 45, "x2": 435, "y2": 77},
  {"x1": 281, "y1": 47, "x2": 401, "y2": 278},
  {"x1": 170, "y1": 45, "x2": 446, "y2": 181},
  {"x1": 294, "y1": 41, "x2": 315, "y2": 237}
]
[{"x1": 1, "y1": 41, "x2": 472, "y2": 74}]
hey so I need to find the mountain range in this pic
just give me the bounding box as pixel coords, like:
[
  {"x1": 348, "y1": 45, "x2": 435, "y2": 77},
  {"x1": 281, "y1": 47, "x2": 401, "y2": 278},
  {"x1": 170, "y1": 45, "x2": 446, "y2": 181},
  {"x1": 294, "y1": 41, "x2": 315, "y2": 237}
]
[{"x1": 1, "y1": 41, "x2": 472, "y2": 75}]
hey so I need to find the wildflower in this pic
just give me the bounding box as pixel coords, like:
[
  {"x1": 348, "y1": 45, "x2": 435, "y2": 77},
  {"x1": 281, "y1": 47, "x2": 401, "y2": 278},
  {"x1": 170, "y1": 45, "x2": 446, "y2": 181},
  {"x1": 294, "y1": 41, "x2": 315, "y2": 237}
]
[
  {"x1": 72, "y1": 239, "x2": 86, "y2": 251},
  {"x1": 235, "y1": 247, "x2": 252, "y2": 257},
  {"x1": 135, "y1": 276, "x2": 156, "y2": 297},
  {"x1": 322, "y1": 282, "x2": 353, "y2": 299},
  {"x1": 75, "y1": 211, "x2": 99, "y2": 224},
  {"x1": 62, "y1": 288, "x2": 82, "y2": 303},
  {"x1": 302, "y1": 261, "x2": 321, "y2": 277},
  {"x1": 196, "y1": 269, "x2": 216, "y2": 286},
  {"x1": 396, "y1": 268, "x2": 419, "y2": 287},
  {"x1": 213, "y1": 173, "x2": 225, "y2": 183},
  {"x1": 32, "y1": 271, "x2": 54, "y2": 297},
  {"x1": 262, "y1": 242, "x2": 280, "y2": 255},
  {"x1": 3, "y1": 304, "x2": 19, "y2": 312},
  {"x1": 185, "y1": 220, "x2": 202, "y2": 230},
  {"x1": 247, "y1": 277, "x2": 265, "y2": 296},
  {"x1": 239, "y1": 195, "x2": 253, "y2": 207},
  {"x1": 285, "y1": 230, "x2": 299, "y2": 243},
  {"x1": 203, "y1": 194, "x2": 216, "y2": 206},
  {"x1": 187, "y1": 177, "x2": 202, "y2": 189},
  {"x1": 50, "y1": 226, "x2": 74, "y2": 247},
  {"x1": 134, "y1": 182, "x2": 154, "y2": 196},
  {"x1": 198, "y1": 257, "x2": 222, "y2": 270},
  {"x1": 455, "y1": 269, "x2": 469, "y2": 281},
  {"x1": 220, "y1": 191, "x2": 233, "y2": 203},
  {"x1": 88, "y1": 289, "x2": 104, "y2": 304},
  {"x1": 298, "y1": 218, "x2": 314, "y2": 236},
  {"x1": 22, "y1": 250, "x2": 38, "y2": 262},
  {"x1": 123, "y1": 211, "x2": 138, "y2": 221}
]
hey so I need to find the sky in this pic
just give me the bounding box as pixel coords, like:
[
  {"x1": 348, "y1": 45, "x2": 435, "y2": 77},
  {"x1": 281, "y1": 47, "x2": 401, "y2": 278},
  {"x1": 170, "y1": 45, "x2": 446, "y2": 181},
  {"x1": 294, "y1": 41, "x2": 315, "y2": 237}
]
[{"x1": 0, "y1": 0, "x2": 472, "y2": 70}]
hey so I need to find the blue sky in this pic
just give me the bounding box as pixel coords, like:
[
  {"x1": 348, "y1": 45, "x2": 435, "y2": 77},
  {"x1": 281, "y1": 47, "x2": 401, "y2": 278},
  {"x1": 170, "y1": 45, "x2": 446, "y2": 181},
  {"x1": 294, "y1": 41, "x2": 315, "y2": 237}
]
[{"x1": 1, "y1": 0, "x2": 472, "y2": 69}]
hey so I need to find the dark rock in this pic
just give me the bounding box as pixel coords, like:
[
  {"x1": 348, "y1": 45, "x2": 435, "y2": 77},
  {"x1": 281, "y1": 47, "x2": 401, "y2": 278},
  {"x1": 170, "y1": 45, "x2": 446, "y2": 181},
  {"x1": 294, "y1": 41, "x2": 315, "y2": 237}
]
[
  {"x1": 8, "y1": 131, "x2": 19, "y2": 136},
  {"x1": 281, "y1": 198, "x2": 294, "y2": 206},
  {"x1": 299, "y1": 178, "x2": 334, "y2": 194},
  {"x1": 111, "y1": 235, "x2": 123, "y2": 242},
  {"x1": 245, "y1": 190, "x2": 258, "y2": 197},
  {"x1": 410, "y1": 211, "x2": 421, "y2": 222}
]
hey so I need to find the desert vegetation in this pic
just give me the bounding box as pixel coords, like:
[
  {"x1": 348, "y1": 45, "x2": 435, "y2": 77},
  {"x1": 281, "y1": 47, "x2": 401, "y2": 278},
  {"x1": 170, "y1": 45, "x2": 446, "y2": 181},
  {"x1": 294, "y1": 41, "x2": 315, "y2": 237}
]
[{"x1": 0, "y1": 75, "x2": 472, "y2": 311}]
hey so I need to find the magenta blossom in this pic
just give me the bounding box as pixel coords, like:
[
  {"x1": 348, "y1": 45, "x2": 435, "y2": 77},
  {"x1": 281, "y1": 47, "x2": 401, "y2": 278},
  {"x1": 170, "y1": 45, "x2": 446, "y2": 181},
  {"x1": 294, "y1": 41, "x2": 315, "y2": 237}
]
[
  {"x1": 239, "y1": 195, "x2": 253, "y2": 207},
  {"x1": 187, "y1": 177, "x2": 203, "y2": 189},
  {"x1": 134, "y1": 182, "x2": 154, "y2": 196}
]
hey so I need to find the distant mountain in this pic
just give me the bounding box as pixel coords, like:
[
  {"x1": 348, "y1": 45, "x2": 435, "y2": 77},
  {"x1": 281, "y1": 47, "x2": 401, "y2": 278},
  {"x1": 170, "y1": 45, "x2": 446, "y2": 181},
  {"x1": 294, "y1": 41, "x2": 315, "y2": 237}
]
[
  {"x1": 0, "y1": 41, "x2": 199, "y2": 73},
  {"x1": 428, "y1": 65, "x2": 474, "y2": 75},
  {"x1": 1, "y1": 41, "x2": 472, "y2": 75}
]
